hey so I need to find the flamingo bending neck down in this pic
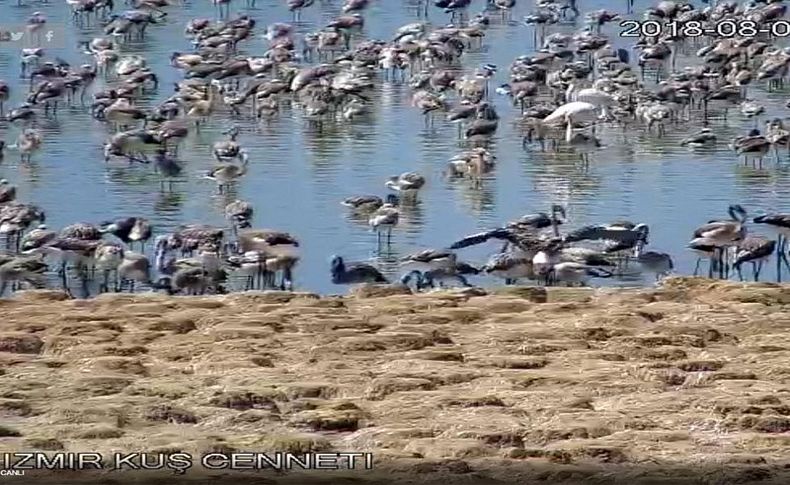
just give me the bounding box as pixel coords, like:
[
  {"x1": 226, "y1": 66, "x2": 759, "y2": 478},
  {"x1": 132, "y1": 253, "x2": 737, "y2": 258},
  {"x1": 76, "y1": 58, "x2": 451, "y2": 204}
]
[
  {"x1": 566, "y1": 82, "x2": 616, "y2": 119},
  {"x1": 542, "y1": 101, "x2": 599, "y2": 143}
]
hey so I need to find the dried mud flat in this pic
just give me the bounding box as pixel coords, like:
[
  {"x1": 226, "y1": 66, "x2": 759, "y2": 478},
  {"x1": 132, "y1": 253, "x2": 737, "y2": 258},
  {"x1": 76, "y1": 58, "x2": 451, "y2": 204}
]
[{"x1": 2, "y1": 277, "x2": 790, "y2": 484}]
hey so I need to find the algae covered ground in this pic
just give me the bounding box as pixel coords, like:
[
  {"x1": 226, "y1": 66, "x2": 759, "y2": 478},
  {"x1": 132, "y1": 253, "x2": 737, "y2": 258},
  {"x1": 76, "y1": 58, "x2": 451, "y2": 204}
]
[{"x1": 1, "y1": 278, "x2": 790, "y2": 484}]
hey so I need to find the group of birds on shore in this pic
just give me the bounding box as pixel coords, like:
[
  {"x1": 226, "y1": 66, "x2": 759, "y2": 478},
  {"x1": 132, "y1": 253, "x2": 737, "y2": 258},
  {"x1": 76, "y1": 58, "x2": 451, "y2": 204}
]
[
  {"x1": 336, "y1": 200, "x2": 790, "y2": 290},
  {"x1": 1, "y1": 0, "x2": 790, "y2": 296},
  {"x1": 0, "y1": 205, "x2": 305, "y2": 296}
]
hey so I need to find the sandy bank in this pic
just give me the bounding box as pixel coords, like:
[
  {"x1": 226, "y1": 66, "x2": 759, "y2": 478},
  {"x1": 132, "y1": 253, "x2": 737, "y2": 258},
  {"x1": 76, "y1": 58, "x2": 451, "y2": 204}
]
[{"x1": 1, "y1": 278, "x2": 790, "y2": 484}]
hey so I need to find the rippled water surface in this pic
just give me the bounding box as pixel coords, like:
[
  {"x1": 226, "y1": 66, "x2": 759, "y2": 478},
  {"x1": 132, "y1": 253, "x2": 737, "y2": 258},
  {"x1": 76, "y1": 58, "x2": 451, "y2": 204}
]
[{"x1": 1, "y1": 0, "x2": 790, "y2": 294}]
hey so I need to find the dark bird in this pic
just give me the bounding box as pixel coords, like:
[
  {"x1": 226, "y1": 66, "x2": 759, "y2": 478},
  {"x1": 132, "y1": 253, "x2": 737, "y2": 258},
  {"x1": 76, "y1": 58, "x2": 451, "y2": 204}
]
[
  {"x1": 550, "y1": 262, "x2": 613, "y2": 286},
  {"x1": 20, "y1": 224, "x2": 57, "y2": 251},
  {"x1": 330, "y1": 255, "x2": 388, "y2": 284},
  {"x1": 0, "y1": 80, "x2": 8, "y2": 116},
  {"x1": 0, "y1": 256, "x2": 48, "y2": 295},
  {"x1": 692, "y1": 205, "x2": 747, "y2": 242},
  {"x1": 152, "y1": 148, "x2": 184, "y2": 189},
  {"x1": 385, "y1": 172, "x2": 426, "y2": 194},
  {"x1": 423, "y1": 267, "x2": 473, "y2": 287},
  {"x1": 327, "y1": 13, "x2": 365, "y2": 31},
  {"x1": 6, "y1": 104, "x2": 36, "y2": 123},
  {"x1": 59, "y1": 222, "x2": 102, "y2": 241},
  {"x1": 158, "y1": 224, "x2": 225, "y2": 256},
  {"x1": 689, "y1": 204, "x2": 748, "y2": 278},
  {"x1": 399, "y1": 270, "x2": 432, "y2": 292},
  {"x1": 634, "y1": 247, "x2": 674, "y2": 281},
  {"x1": 688, "y1": 237, "x2": 719, "y2": 277},
  {"x1": 730, "y1": 129, "x2": 770, "y2": 166},
  {"x1": 0, "y1": 180, "x2": 16, "y2": 204},
  {"x1": 465, "y1": 117, "x2": 498, "y2": 139},
  {"x1": 482, "y1": 252, "x2": 534, "y2": 285},
  {"x1": 100, "y1": 217, "x2": 152, "y2": 250},
  {"x1": 154, "y1": 267, "x2": 217, "y2": 295},
  {"x1": 733, "y1": 236, "x2": 776, "y2": 281},
  {"x1": 508, "y1": 204, "x2": 566, "y2": 235},
  {"x1": 450, "y1": 226, "x2": 548, "y2": 256},
  {"x1": 0, "y1": 202, "x2": 46, "y2": 250},
  {"x1": 564, "y1": 223, "x2": 650, "y2": 247},
  {"x1": 401, "y1": 268, "x2": 471, "y2": 289},
  {"x1": 237, "y1": 229, "x2": 299, "y2": 255},
  {"x1": 602, "y1": 224, "x2": 651, "y2": 255},
  {"x1": 341, "y1": 194, "x2": 398, "y2": 212},
  {"x1": 400, "y1": 248, "x2": 457, "y2": 272},
  {"x1": 680, "y1": 128, "x2": 717, "y2": 147},
  {"x1": 753, "y1": 213, "x2": 790, "y2": 268},
  {"x1": 288, "y1": 0, "x2": 315, "y2": 20}
]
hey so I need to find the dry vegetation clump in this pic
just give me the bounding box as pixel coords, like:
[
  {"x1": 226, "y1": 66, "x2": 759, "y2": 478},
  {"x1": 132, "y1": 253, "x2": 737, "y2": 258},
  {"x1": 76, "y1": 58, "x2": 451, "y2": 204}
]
[
  {"x1": 289, "y1": 402, "x2": 366, "y2": 432},
  {"x1": 144, "y1": 404, "x2": 199, "y2": 424},
  {"x1": 0, "y1": 398, "x2": 33, "y2": 416},
  {"x1": 23, "y1": 437, "x2": 64, "y2": 449},
  {"x1": 71, "y1": 425, "x2": 126, "y2": 439},
  {"x1": 70, "y1": 376, "x2": 134, "y2": 396},
  {"x1": 0, "y1": 333, "x2": 44, "y2": 353},
  {"x1": 257, "y1": 433, "x2": 333, "y2": 453},
  {"x1": 0, "y1": 425, "x2": 21, "y2": 437},
  {"x1": 4, "y1": 279, "x2": 790, "y2": 483}
]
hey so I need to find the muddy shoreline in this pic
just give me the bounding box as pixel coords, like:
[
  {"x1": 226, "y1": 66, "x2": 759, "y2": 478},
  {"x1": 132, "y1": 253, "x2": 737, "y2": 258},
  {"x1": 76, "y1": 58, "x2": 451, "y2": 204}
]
[{"x1": 1, "y1": 278, "x2": 790, "y2": 484}]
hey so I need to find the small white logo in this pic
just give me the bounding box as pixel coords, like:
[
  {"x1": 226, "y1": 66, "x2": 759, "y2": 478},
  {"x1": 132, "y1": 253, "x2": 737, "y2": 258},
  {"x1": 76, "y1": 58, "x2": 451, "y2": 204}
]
[
  {"x1": 45, "y1": 30, "x2": 53, "y2": 42},
  {"x1": 10, "y1": 32, "x2": 24, "y2": 41},
  {"x1": 0, "y1": 469, "x2": 25, "y2": 477}
]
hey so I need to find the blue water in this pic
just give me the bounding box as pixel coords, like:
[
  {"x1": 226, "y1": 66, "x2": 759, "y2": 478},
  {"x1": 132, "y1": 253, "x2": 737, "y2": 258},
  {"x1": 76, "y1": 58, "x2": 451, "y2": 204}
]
[{"x1": 0, "y1": 0, "x2": 789, "y2": 294}]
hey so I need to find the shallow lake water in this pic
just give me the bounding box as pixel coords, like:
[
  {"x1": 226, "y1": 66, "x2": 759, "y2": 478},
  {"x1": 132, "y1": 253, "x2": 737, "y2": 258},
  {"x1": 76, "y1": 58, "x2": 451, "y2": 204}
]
[{"x1": 1, "y1": 0, "x2": 789, "y2": 294}]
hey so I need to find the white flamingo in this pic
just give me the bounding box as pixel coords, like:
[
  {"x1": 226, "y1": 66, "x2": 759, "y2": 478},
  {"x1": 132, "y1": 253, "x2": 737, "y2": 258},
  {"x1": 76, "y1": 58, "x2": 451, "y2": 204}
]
[
  {"x1": 115, "y1": 55, "x2": 147, "y2": 77},
  {"x1": 566, "y1": 80, "x2": 617, "y2": 119},
  {"x1": 542, "y1": 101, "x2": 599, "y2": 142}
]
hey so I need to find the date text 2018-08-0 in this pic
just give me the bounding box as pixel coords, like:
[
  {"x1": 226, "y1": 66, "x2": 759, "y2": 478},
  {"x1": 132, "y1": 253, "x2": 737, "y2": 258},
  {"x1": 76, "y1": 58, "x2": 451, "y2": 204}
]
[{"x1": 619, "y1": 20, "x2": 790, "y2": 38}]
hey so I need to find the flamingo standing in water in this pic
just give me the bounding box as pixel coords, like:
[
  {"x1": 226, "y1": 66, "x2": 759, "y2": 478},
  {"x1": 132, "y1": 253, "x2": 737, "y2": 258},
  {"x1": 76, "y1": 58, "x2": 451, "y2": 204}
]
[
  {"x1": 566, "y1": 81, "x2": 618, "y2": 119},
  {"x1": 542, "y1": 101, "x2": 599, "y2": 142}
]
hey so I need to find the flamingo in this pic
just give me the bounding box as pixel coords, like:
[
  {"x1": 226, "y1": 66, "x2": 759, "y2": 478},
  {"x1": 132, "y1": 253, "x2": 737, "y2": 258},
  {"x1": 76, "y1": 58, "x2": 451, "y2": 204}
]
[
  {"x1": 566, "y1": 81, "x2": 617, "y2": 118},
  {"x1": 542, "y1": 101, "x2": 599, "y2": 142}
]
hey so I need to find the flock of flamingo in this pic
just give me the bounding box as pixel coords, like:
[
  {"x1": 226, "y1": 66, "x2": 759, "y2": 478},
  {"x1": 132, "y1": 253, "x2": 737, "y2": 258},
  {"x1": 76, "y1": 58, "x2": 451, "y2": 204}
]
[{"x1": 0, "y1": 0, "x2": 789, "y2": 296}]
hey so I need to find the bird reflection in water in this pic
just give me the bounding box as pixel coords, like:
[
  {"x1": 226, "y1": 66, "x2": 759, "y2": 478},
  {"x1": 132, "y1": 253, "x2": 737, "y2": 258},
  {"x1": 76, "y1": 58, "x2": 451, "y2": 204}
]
[
  {"x1": 17, "y1": 158, "x2": 42, "y2": 184},
  {"x1": 105, "y1": 167, "x2": 151, "y2": 187},
  {"x1": 396, "y1": 198, "x2": 424, "y2": 235},
  {"x1": 458, "y1": 180, "x2": 496, "y2": 216},
  {"x1": 371, "y1": 250, "x2": 402, "y2": 276},
  {"x1": 154, "y1": 190, "x2": 184, "y2": 215},
  {"x1": 210, "y1": 185, "x2": 240, "y2": 212}
]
